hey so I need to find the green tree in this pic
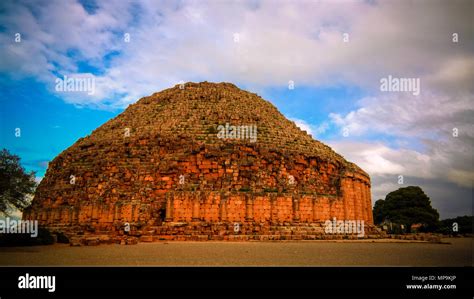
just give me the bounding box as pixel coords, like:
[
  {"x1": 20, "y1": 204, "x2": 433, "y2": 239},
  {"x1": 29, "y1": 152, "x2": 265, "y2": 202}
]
[
  {"x1": 438, "y1": 216, "x2": 473, "y2": 234},
  {"x1": 0, "y1": 149, "x2": 37, "y2": 215},
  {"x1": 372, "y1": 186, "x2": 439, "y2": 232},
  {"x1": 373, "y1": 199, "x2": 386, "y2": 224}
]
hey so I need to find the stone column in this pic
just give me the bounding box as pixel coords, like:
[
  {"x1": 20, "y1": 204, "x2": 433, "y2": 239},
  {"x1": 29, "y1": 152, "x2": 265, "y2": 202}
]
[
  {"x1": 91, "y1": 202, "x2": 98, "y2": 222},
  {"x1": 270, "y1": 194, "x2": 276, "y2": 223},
  {"x1": 47, "y1": 209, "x2": 53, "y2": 225},
  {"x1": 220, "y1": 199, "x2": 227, "y2": 222},
  {"x1": 364, "y1": 182, "x2": 371, "y2": 223},
  {"x1": 349, "y1": 180, "x2": 357, "y2": 220},
  {"x1": 96, "y1": 205, "x2": 102, "y2": 224},
  {"x1": 192, "y1": 195, "x2": 200, "y2": 221},
  {"x1": 73, "y1": 207, "x2": 79, "y2": 224},
  {"x1": 113, "y1": 202, "x2": 118, "y2": 222},
  {"x1": 342, "y1": 178, "x2": 349, "y2": 220},
  {"x1": 312, "y1": 196, "x2": 318, "y2": 222},
  {"x1": 104, "y1": 205, "x2": 110, "y2": 223},
  {"x1": 358, "y1": 181, "x2": 365, "y2": 222},
  {"x1": 165, "y1": 193, "x2": 173, "y2": 222},
  {"x1": 352, "y1": 180, "x2": 359, "y2": 221},
  {"x1": 360, "y1": 182, "x2": 368, "y2": 222},
  {"x1": 131, "y1": 204, "x2": 135, "y2": 222},
  {"x1": 68, "y1": 207, "x2": 73, "y2": 224},
  {"x1": 365, "y1": 184, "x2": 373, "y2": 224},
  {"x1": 136, "y1": 204, "x2": 141, "y2": 222},
  {"x1": 358, "y1": 181, "x2": 365, "y2": 221},
  {"x1": 245, "y1": 195, "x2": 254, "y2": 221},
  {"x1": 292, "y1": 196, "x2": 300, "y2": 222}
]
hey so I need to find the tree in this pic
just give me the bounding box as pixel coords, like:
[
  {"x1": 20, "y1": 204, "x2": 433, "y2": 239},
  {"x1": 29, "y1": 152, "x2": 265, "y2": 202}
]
[
  {"x1": 0, "y1": 149, "x2": 37, "y2": 216},
  {"x1": 438, "y1": 216, "x2": 473, "y2": 234},
  {"x1": 373, "y1": 199, "x2": 386, "y2": 224},
  {"x1": 372, "y1": 186, "x2": 439, "y2": 232}
]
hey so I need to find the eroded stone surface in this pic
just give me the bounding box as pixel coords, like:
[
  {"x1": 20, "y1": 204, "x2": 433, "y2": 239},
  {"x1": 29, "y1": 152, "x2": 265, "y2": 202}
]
[{"x1": 24, "y1": 82, "x2": 376, "y2": 241}]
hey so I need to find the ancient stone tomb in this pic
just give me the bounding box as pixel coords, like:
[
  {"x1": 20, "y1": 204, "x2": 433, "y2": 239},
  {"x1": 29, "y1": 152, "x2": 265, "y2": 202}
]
[{"x1": 24, "y1": 82, "x2": 374, "y2": 241}]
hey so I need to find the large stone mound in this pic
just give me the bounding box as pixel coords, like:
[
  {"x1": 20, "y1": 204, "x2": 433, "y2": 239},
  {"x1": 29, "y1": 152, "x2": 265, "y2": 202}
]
[{"x1": 24, "y1": 82, "x2": 376, "y2": 242}]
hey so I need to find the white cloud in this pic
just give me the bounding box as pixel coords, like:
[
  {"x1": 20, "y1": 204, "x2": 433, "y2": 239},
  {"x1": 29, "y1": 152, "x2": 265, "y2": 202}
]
[
  {"x1": 329, "y1": 92, "x2": 474, "y2": 138},
  {"x1": 328, "y1": 138, "x2": 472, "y2": 190},
  {"x1": 291, "y1": 118, "x2": 329, "y2": 138},
  {"x1": 327, "y1": 90, "x2": 473, "y2": 189},
  {"x1": 291, "y1": 118, "x2": 313, "y2": 136},
  {"x1": 447, "y1": 169, "x2": 474, "y2": 188},
  {"x1": 1, "y1": 0, "x2": 472, "y2": 217},
  {"x1": 329, "y1": 141, "x2": 430, "y2": 178},
  {"x1": 338, "y1": 136, "x2": 472, "y2": 186},
  {"x1": 1, "y1": 0, "x2": 473, "y2": 107},
  {"x1": 327, "y1": 140, "x2": 472, "y2": 218}
]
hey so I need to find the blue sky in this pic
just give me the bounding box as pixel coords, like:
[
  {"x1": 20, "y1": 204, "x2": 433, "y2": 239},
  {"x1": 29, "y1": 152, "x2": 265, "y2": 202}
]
[
  {"x1": 0, "y1": 75, "x2": 117, "y2": 177},
  {"x1": 0, "y1": 74, "x2": 363, "y2": 177},
  {"x1": 0, "y1": 0, "x2": 472, "y2": 219}
]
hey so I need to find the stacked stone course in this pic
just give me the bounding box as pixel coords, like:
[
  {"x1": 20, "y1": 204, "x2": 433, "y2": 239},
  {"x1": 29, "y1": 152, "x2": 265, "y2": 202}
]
[{"x1": 24, "y1": 82, "x2": 377, "y2": 241}]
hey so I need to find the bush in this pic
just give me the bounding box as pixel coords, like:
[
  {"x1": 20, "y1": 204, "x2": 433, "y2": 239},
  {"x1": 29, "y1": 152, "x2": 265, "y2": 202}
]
[
  {"x1": 373, "y1": 186, "x2": 439, "y2": 232},
  {"x1": 437, "y1": 216, "x2": 473, "y2": 234}
]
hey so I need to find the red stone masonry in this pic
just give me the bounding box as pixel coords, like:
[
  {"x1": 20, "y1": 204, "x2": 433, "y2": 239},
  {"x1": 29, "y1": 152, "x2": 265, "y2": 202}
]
[{"x1": 23, "y1": 82, "x2": 376, "y2": 241}]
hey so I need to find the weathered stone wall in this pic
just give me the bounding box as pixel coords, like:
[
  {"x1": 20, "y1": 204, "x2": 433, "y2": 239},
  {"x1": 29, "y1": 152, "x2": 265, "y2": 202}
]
[
  {"x1": 23, "y1": 171, "x2": 373, "y2": 236},
  {"x1": 23, "y1": 82, "x2": 375, "y2": 240}
]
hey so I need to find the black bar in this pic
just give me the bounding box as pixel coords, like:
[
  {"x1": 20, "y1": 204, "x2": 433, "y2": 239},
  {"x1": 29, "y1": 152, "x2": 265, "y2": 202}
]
[{"x1": 0, "y1": 267, "x2": 472, "y2": 298}]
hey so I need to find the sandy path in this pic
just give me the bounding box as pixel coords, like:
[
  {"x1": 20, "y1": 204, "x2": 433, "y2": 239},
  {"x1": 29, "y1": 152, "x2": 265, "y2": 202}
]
[{"x1": 0, "y1": 238, "x2": 471, "y2": 266}]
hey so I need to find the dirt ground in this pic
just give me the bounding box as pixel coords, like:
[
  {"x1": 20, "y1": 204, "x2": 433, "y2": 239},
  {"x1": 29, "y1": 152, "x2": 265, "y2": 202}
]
[{"x1": 0, "y1": 238, "x2": 471, "y2": 266}]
